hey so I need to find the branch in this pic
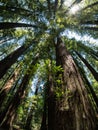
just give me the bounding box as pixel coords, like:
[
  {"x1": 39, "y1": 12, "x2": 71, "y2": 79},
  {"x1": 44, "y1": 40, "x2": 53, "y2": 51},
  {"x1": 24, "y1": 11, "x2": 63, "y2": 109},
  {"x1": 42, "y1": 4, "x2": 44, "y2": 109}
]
[
  {"x1": 81, "y1": 20, "x2": 98, "y2": 25},
  {"x1": 0, "y1": 22, "x2": 37, "y2": 30},
  {"x1": 47, "y1": 0, "x2": 51, "y2": 11},
  {"x1": 80, "y1": 26, "x2": 98, "y2": 31},
  {"x1": 82, "y1": 1, "x2": 98, "y2": 11}
]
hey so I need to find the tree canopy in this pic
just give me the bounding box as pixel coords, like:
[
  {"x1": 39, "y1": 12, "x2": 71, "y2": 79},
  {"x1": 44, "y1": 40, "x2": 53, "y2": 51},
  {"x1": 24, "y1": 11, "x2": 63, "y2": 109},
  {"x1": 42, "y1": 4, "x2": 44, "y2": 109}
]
[{"x1": 0, "y1": 0, "x2": 98, "y2": 130}]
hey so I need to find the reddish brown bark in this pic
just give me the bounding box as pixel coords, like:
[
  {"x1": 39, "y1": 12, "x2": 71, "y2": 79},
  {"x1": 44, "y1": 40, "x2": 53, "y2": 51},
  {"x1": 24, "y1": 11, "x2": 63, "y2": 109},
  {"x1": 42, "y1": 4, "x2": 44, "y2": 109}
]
[
  {"x1": 0, "y1": 70, "x2": 18, "y2": 107},
  {"x1": 0, "y1": 54, "x2": 39, "y2": 129},
  {"x1": 54, "y1": 37, "x2": 97, "y2": 130}
]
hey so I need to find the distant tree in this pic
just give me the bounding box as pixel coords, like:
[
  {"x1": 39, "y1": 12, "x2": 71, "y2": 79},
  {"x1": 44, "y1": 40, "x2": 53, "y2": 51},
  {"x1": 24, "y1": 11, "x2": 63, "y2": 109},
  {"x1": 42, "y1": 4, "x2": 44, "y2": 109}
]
[
  {"x1": 0, "y1": 41, "x2": 33, "y2": 79},
  {"x1": 0, "y1": 54, "x2": 39, "y2": 130},
  {"x1": 0, "y1": 69, "x2": 19, "y2": 107},
  {"x1": 75, "y1": 51, "x2": 98, "y2": 81}
]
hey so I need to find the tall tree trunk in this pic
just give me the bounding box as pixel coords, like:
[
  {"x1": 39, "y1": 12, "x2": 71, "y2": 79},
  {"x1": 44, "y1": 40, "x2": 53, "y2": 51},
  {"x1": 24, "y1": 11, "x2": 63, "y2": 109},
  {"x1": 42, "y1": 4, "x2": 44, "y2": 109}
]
[
  {"x1": 47, "y1": 62, "x2": 55, "y2": 130},
  {"x1": 54, "y1": 37, "x2": 97, "y2": 130},
  {"x1": 24, "y1": 106, "x2": 34, "y2": 130},
  {"x1": 0, "y1": 5, "x2": 33, "y2": 15},
  {"x1": 24, "y1": 79, "x2": 40, "y2": 130},
  {"x1": 40, "y1": 86, "x2": 47, "y2": 130},
  {"x1": 0, "y1": 22, "x2": 37, "y2": 30},
  {"x1": 83, "y1": 75, "x2": 98, "y2": 109},
  {"x1": 75, "y1": 51, "x2": 98, "y2": 81},
  {"x1": 0, "y1": 43, "x2": 31, "y2": 79},
  {"x1": 81, "y1": 20, "x2": 98, "y2": 25},
  {"x1": 47, "y1": 0, "x2": 50, "y2": 11},
  {"x1": 78, "y1": 43, "x2": 98, "y2": 60},
  {"x1": 54, "y1": 0, "x2": 58, "y2": 12},
  {"x1": 40, "y1": 99, "x2": 47, "y2": 130},
  {"x1": 73, "y1": 56, "x2": 98, "y2": 112},
  {"x1": 0, "y1": 73, "x2": 30, "y2": 130},
  {"x1": 0, "y1": 54, "x2": 39, "y2": 130},
  {"x1": 0, "y1": 70, "x2": 18, "y2": 108}
]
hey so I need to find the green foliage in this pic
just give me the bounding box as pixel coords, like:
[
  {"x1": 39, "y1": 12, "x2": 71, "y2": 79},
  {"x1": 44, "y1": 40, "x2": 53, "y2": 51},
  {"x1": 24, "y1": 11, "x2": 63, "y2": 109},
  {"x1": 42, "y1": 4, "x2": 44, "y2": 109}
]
[
  {"x1": 0, "y1": 0, "x2": 98, "y2": 129},
  {"x1": 52, "y1": 65, "x2": 64, "y2": 74},
  {"x1": 55, "y1": 87, "x2": 64, "y2": 99}
]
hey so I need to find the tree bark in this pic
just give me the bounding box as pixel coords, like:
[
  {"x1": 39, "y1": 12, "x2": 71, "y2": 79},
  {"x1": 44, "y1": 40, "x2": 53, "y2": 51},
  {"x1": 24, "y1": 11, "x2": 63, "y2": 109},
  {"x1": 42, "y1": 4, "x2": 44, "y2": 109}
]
[
  {"x1": 0, "y1": 70, "x2": 18, "y2": 108},
  {"x1": 72, "y1": 56, "x2": 98, "y2": 112},
  {"x1": 0, "y1": 73, "x2": 30, "y2": 129},
  {"x1": 47, "y1": 64, "x2": 56, "y2": 130},
  {"x1": 40, "y1": 101, "x2": 47, "y2": 130},
  {"x1": 24, "y1": 107, "x2": 34, "y2": 130},
  {"x1": 40, "y1": 86, "x2": 47, "y2": 130},
  {"x1": 25, "y1": 79, "x2": 40, "y2": 130},
  {"x1": 54, "y1": 37, "x2": 97, "y2": 130},
  {"x1": 75, "y1": 51, "x2": 98, "y2": 81},
  {"x1": 78, "y1": 43, "x2": 98, "y2": 59},
  {"x1": 0, "y1": 43, "x2": 31, "y2": 79},
  {"x1": 0, "y1": 54, "x2": 39, "y2": 130},
  {"x1": 0, "y1": 22, "x2": 37, "y2": 30},
  {"x1": 84, "y1": 75, "x2": 98, "y2": 109},
  {"x1": 81, "y1": 20, "x2": 98, "y2": 25}
]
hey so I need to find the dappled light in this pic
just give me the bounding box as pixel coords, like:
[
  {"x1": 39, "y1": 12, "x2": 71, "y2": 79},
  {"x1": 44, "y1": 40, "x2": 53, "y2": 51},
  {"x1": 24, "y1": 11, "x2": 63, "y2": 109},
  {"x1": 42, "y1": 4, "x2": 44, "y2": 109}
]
[
  {"x1": 0, "y1": 0, "x2": 98, "y2": 130},
  {"x1": 69, "y1": 4, "x2": 81, "y2": 14}
]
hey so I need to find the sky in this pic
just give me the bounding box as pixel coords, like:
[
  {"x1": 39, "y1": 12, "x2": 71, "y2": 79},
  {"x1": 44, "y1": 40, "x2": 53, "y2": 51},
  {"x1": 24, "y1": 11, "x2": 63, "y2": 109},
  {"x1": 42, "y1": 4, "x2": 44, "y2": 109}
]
[
  {"x1": 29, "y1": 0, "x2": 98, "y2": 92},
  {"x1": 63, "y1": 29, "x2": 98, "y2": 47},
  {"x1": 63, "y1": 0, "x2": 98, "y2": 46}
]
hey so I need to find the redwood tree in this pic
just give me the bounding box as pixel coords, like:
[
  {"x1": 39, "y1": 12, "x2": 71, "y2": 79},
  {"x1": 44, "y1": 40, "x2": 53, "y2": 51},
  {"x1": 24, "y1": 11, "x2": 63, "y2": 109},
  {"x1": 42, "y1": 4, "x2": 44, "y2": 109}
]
[
  {"x1": 0, "y1": 0, "x2": 98, "y2": 130},
  {"x1": 53, "y1": 37, "x2": 97, "y2": 130},
  {"x1": 0, "y1": 41, "x2": 33, "y2": 79},
  {"x1": 0, "y1": 54, "x2": 39, "y2": 130},
  {"x1": 75, "y1": 51, "x2": 98, "y2": 81}
]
